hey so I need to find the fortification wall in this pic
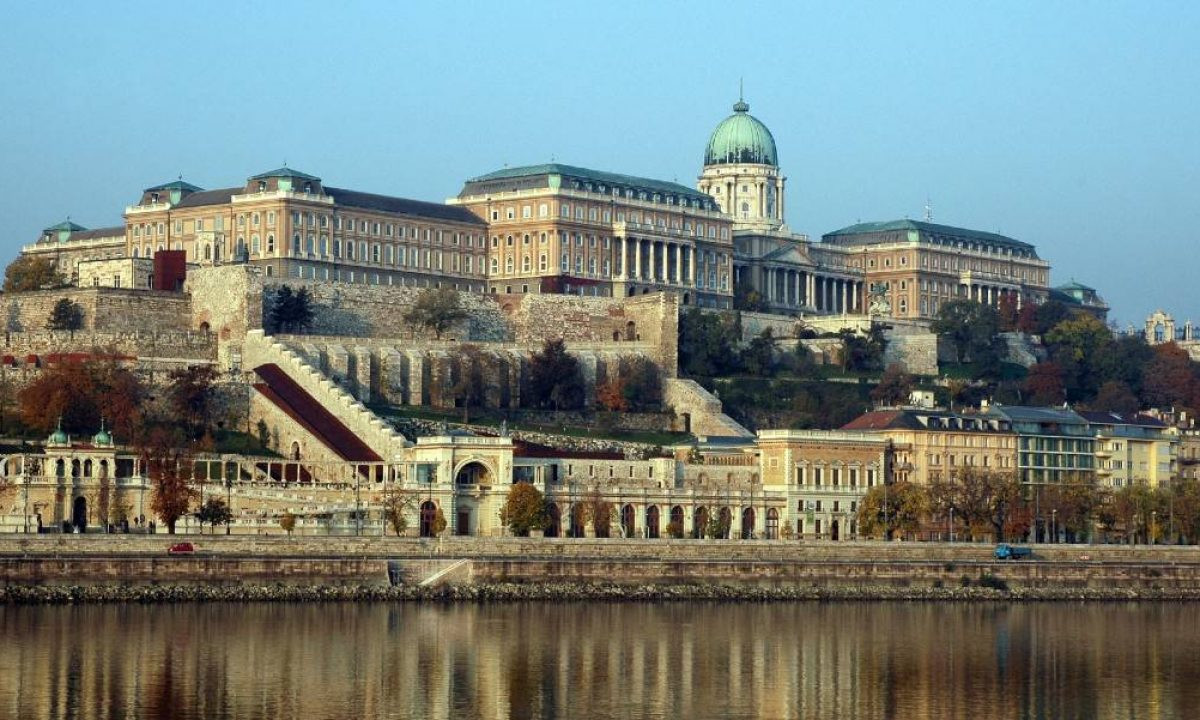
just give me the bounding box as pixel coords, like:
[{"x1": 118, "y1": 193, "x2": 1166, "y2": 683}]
[
  {"x1": 0, "y1": 330, "x2": 215, "y2": 363},
  {"x1": 1, "y1": 288, "x2": 190, "y2": 333}
]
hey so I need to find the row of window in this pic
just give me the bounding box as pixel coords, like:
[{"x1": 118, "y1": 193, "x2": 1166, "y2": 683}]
[
  {"x1": 287, "y1": 263, "x2": 481, "y2": 291},
  {"x1": 795, "y1": 466, "x2": 878, "y2": 487},
  {"x1": 489, "y1": 202, "x2": 728, "y2": 240}
]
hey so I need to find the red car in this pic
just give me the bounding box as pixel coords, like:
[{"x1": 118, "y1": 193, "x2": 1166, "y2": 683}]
[{"x1": 167, "y1": 542, "x2": 196, "y2": 555}]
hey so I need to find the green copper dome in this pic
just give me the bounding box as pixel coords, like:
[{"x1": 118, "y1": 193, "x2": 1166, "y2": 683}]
[
  {"x1": 48, "y1": 419, "x2": 68, "y2": 446},
  {"x1": 704, "y1": 99, "x2": 778, "y2": 167}
]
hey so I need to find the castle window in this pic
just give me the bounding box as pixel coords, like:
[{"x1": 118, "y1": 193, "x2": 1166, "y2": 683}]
[
  {"x1": 396, "y1": 246, "x2": 405, "y2": 265},
  {"x1": 490, "y1": 258, "x2": 498, "y2": 274},
  {"x1": 505, "y1": 257, "x2": 513, "y2": 273},
  {"x1": 522, "y1": 256, "x2": 531, "y2": 272},
  {"x1": 252, "y1": 213, "x2": 260, "y2": 227},
  {"x1": 360, "y1": 242, "x2": 368, "y2": 261},
  {"x1": 267, "y1": 235, "x2": 275, "y2": 253},
  {"x1": 292, "y1": 234, "x2": 301, "y2": 255},
  {"x1": 561, "y1": 254, "x2": 568, "y2": 271},
  {"x1": 507, "y1": 235, "x2": 514, "y2": 247},
  {"x1": 522, "y1": 206, "x2": 531, "y2": 219},
  {"x1": 540, "y1": 254, "x2": 547, "y2": 271},
  {"x1": 250, "y1": 235, "x2": 258, "y2": 254},
  {"x1": 523, "y1": 234, "x2": 530, "y2": 245},
  {"x1": 561, "y1": 204, "x2": 570, "y2": 218},
  {"x1": 372, "y1": 244, "x2": 381, "y2": 263}
]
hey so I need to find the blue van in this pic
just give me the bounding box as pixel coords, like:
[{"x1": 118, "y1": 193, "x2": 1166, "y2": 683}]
[{"x1": 994, "y1": 544, "x2": 1033, "y2": 560}]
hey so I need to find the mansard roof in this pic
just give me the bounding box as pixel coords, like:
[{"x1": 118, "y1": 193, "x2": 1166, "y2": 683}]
[
  {"x1": 324, "y1": 187, "x2": 483, "y2": 225},
  {"x1": 250, "y1": 166, "x2": 321, "y2": 181},
  {"x1": 461, "y1": 163, "x2": 714, "y2": 205},
  {"x1": 43, "y1": 220, "x2": 87, "y2": 233},
  {"x1": 823, "y1": 219, "x2": 1037, "y2": 257},
  {"x1": 143, "y1": 180, "x2": 203, "y2": 193},
  {"x1": 174, "y1": 187, "x2": 241, "y2": 208}
]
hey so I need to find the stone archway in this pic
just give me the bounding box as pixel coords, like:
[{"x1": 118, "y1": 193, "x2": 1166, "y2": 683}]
[
  {"x1": 72, "y1": 496, "x2": 87, "y2": 533},
  {"x1": 646, "y1": 505, "x2": 660, "y2": 539},
  {"x1": 693, "y1": 507, "x2": 709, "y2": 539},
  {"x1": 621, "y1": 504, "x2": 635, "y2": 538},
  {"x1": 454, "y1": 460, "x2": 493, "y2": 486},
  {"x1": 546, "y1": 503, "x2": 561, "y2": 538},
  {"x1": 741, "y1": 507, "x2": 756, "y2": 539}
]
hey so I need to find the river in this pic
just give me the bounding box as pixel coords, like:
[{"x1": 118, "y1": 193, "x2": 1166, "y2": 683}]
[{"x1": 1, "y1": 602, "x2": 1197, "y2": 719}]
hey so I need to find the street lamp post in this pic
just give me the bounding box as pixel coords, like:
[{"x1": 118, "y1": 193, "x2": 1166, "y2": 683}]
[
  {"x1": 948, "y1": 507, "x2": 954, "y2": 543},
  {"x1": 1151, "y1": 510, "x2": 1158, "y2": 545},
  {"x1": 1051, "y1": 509, "x2": 1057, "y2": 544},
  {"x1": 225, "y1": 475, "x2": 233, "y2": 536}
]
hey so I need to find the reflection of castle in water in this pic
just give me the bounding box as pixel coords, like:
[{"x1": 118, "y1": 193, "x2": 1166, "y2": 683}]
[{"x1": 0, "y1": 603, "x2": 1193, "y2": 719}]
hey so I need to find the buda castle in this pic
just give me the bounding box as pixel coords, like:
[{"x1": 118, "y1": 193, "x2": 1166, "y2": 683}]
[{"x1": 21, "y1": 95, "x2": 1065, "y2": 323}]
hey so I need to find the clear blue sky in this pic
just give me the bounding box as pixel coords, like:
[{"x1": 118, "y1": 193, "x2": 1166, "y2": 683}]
[{"x1": 2, "y1": 1, "x2": 1197, "y2": 327}]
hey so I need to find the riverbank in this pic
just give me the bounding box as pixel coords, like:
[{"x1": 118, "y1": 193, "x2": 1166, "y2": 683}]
[
  {"x1": 6, "y1": 581, "x2": 1200, "y2": 604},
  {"x1": 5, "y1": 537, "x2": 1200, "y2": 603}
]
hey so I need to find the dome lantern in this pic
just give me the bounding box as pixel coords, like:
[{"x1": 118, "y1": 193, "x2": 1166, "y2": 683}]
[{"x1": 703, "y1": 96, "x2": 778, "y2": 167}]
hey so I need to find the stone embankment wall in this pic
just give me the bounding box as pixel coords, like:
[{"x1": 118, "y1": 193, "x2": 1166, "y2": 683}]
[
  {"x1": 0, "y1": 330, "x2": 215, "y2": 363},
  {"x1": 3, "y1": 537, "x2": 1200, "y2": 594}
]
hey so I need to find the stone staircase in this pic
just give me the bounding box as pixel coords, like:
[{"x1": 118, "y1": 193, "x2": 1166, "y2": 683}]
[{"x1": 243, "y1": 330, "x2": 408, "y2": 460}]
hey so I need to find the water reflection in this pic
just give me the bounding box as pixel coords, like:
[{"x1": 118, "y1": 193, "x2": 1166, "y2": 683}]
[{"x1": 0, "y1": 602, "x2": 1197, "y2": 719}]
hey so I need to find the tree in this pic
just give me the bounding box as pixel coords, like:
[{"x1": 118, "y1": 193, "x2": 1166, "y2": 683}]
[
  {"x1": 167, "y1": 365, "x2": 219, "y2": 439},
  {"x1": 404, "y1": 287, "x2": 467, "y2": 339},
  {"x1": 930, "y1": 300, "x2": 1000, "y2": 366},
  {"x1": 1141, "y1": 343, "x2": 1197, "y2": 410},
  {"x1": 18, "y1": 357, "x2": 145, "y2": 438},
  {"x1": 194, "y1": 497, "x2": 232, "y2": 535},
  {"x1": 619, "y1": 356, "x2": 663, "y2": 412},
  {"x1": 997, "y1": 293, "x2": 1019, "y2": 332},
  {"x1": 279, "y1": 512, "x2": 297, "y2": 536},
  {"x1": 596, "y1": 377, "x2": 629, "y2": 412},
  {"x1": 1044, "y1": 314, "x2": 1113, "y2": 400},
  {"x1": 954, "y1": 468, "x2": 1024, "y2": 542},
  {"x1": 678, "y1": 308, "x2": 741, "y2": 377},
  {"x1": 734, "y1": 285, "x2": 767, "y2": 312},
  {"x1": 1024, "y1": 362, "x2": 1066, "y2": 406},
  {"x1": 431, "y1": 507, "x2": 448, "y2": 537},
  {"x1": 500, "y1": 482, "x2": 548, "y2": 536},
  {"x1": 46, "y1": 298, "x2": 84, "y2": 330},
  {"x1": 265, "y1": 285, "x2": 315, "y2": 334},
  {"x1": 1032, "y1": 301, "x2": 1073, "y2": 336},
  {"x1": 142, "y1": 428, "x2": 197, "y2": 534},
  {"x1": 857, "y1": 481, "x2": 928, "y2": 539},
  {"x1": 1091, "y1": 381, "x2": 1140, "y2": 415},
  {"x1": 740, "y1": 329, "x2": 778, "y2": 377},
  {"x1": 871, "y1": 363, "x2": 913, "y2": 407},
  {"x1": 381, "y1": 483, "x2": 416, "y2": 537},
  {"x1": 3, "y1": 255, "x2": 63, "y2": 292},
  {"x1": 839, "y1": 325, "x2": 886, "y2": 373},
  {"x1": 527, "y1": 338, "x2": 585, "y2": 410}
]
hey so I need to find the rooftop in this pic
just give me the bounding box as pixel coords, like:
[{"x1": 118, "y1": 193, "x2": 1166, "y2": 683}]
[
  {"x1": 144, "y1": 180, "x2": 203, "y2": 193},
  {"x1": 250, "y1": 166, "x2": 321, "y2": 181},
  {"x1": 822, "y1": 219, "x2": 1036, "y2": 255},
  {"x1": 461, "y1": 163, "x2": 713, "y2": 204}
]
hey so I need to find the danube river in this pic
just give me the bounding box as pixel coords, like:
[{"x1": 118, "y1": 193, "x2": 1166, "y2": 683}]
[{"x1": 1, "y1": 601, "x2": 1197, "y2": 719}]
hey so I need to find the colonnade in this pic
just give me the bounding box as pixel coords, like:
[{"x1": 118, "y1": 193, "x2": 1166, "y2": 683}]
[
  {"x1": 615, "y1": 236, "x2": 717, "y2": 287},
  {"x1": 963, "y1": 283, "x2": 1022, "y2": 309},
  {"x1": 749, "y1": 265, "x2": 864, "y2": 314}
]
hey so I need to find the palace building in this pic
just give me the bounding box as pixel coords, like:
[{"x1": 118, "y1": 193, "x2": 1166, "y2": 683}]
[
  {"x1": 121, "y1": 169, "x2": 490, "y2": 292},
  {"x1": 451, "y1": 164, "x2": 736, "y2": 307},
  {"x1": 19, "y1": 95, "x2": 1056, "y2": 323}
]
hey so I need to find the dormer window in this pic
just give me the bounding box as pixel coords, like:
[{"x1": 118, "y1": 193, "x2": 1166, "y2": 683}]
[
  {"x1": 303, "y1": 181, "x2": 313, "y2": 193},
  {"x1": 150, "y1": 193, "x2": 159, "y2": 204},
  {"x1": 258, "y1": 180, "x2": 267, "y2": 192}
]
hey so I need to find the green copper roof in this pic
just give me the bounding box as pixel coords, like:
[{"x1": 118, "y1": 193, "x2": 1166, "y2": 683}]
[
  {"x1": 144, "y1": 180, "x2": 203, "y2": 193},
  {"x1": 822, "y1": 219, "x2": 1037, "y2": 255},
  {"x1": 1054, "y1": 280, "x2": 1094, "y2": 292},
  {"x1": 464, "y1": 163, "x2": 713, "y2": 203},
  {"x1": 251, "y1": 167, "x2": 321, "y2": 181},
  {"x1": 704, "y1": 99, "x2": 778, "y2": 166},
  {"x1": 43, "y1": 220, "x2": 86, "y2": 233}
]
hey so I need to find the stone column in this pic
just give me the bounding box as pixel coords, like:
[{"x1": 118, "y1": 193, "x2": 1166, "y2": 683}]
[
  {"x1": 674, "y1": 243, "x2": 683, "y2": 285},
  {"x1": 841, "y1": 280, "x2": 849, "y2": 314},
  {"x1": 777, "y1": 177, "x2": 785, "y2": 223},
  {"x1": 633, "y1": 239, "x2": 642, "y2": 280},
  {"x1": 806, "y1": 272, "x2": 814, "y2": 309},
  {"x1": 617, "y1": 237, "x2": 626, "y2": 280}
]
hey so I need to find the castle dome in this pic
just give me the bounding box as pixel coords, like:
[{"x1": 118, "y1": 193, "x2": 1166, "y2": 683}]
[{"x1": 704, "y1": 98, "x2": 778, "y2": 167}]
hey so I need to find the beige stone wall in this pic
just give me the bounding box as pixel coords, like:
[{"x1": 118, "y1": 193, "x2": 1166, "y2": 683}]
[
  {"x1": 77, "y1": 258, "x2": 154, "y2": 290},
  {"x1": 0, "y1": 288, "x2": 190, "y2": 333}
]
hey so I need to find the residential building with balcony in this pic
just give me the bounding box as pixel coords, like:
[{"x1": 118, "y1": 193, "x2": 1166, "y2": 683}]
[{"x1": 1078, "y1": 411, "x2": 1177, "y2": 488}]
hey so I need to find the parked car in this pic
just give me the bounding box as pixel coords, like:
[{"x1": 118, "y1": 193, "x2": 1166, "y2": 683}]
[
  {"x1": 994, "y1": 544, "x2": 1032, "y2": 560},
  {"x1": 167, "y1": 542, "x2": 196, "y2": 555}
]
